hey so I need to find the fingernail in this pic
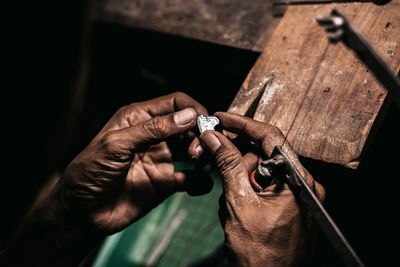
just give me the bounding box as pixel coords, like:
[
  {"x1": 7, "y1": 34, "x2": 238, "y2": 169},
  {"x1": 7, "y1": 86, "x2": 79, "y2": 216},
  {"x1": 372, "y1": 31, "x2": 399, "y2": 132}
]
[
  {"x1": 174, "y1": 108, "x2": 195, "y2": 126},
  {"x1": 192, "y1": 145, "x2": 203, "y2": 159},
  {"x1": 201, "y1": 132, "x2": 221, "y2": 154}
]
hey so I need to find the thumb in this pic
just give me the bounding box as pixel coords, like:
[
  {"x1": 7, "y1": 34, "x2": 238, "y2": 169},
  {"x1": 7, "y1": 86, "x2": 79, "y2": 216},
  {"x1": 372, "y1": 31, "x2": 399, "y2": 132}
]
[
  {"x1": 115, "y1": 107, "x2": 197, "y2": 151},
  {"x1": 199, "y1": 131, "x2": 253, "y2": 194}
]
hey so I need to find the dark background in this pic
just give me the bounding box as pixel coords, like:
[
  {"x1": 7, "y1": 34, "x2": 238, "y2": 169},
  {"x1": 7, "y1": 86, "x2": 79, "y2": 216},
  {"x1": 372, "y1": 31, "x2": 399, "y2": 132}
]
[{"x1": 3, "y1": 1, "x2": 399, "y2": 266}]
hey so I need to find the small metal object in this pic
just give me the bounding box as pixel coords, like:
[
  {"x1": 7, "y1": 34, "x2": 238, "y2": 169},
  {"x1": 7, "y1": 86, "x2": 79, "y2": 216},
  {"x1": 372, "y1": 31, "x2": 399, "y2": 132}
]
[
  {"x1": 249, "y1": 155, "x2": 286, "y2": 191},
  {"x1": 317, "y1": 8, "x2": 400, "y2": 108},
  {"x1": 197, "y1": 115, "x2": 220, "y2": 133},
  {"x1": 273, "y1": 0, "x2": 390, "y2": 6},
  {"x1": 252, "y1": 146, "x2": 365, "y2": 267}
]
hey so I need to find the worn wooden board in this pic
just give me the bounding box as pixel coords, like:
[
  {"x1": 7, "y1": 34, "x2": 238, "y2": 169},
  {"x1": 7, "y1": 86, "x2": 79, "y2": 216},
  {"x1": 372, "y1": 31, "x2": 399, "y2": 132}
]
[
  {"x1": 94, "y1": 0, "x2": 286, "y2": 52},
  {"x1": 228, "y1": 2, "x2": 400, "y2": 168}
]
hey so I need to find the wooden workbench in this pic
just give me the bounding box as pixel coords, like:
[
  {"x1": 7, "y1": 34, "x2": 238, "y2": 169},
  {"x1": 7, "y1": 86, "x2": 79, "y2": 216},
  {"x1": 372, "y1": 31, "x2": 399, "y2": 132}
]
[
  {"x1": 94, "y1": 0, "x2": 286, "y2": 52},
  {"x1": 227, "y1": 2, "x2": 400, "y2": 168}
]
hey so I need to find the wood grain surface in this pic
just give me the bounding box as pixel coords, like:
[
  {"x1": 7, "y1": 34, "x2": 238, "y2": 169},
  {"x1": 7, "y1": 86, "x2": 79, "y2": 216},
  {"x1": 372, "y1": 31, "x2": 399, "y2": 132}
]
[
  {"x1": 94, "y1": 0, "x2": 286, "y2": 52},
  {"x1": 228, "y1": 2, "x2": 400, "y2": 168}
]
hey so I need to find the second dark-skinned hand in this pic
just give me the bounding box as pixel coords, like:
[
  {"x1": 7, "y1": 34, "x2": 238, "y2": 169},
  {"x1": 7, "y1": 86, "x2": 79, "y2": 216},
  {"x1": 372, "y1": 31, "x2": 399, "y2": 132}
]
[
  {"x1": 199, "y1": 112, "x2": 325, "y2": 267},
  {"x1": 48, "y1": 92, "x2": 208, "y2": 237}
]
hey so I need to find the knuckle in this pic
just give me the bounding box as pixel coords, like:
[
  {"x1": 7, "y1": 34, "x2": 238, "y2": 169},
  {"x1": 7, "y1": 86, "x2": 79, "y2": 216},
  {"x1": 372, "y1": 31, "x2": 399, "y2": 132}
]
[
  {"x1": 173, "y1": 91, "x2": 188, "y2": 98},
  {"x1": 143, "y1": 116, "x2": 168, "y2": 138},
  {"x1": 269, "y1": 124, "x2": 284, "y2": 137},
  {"x1": 261, "y1": 124, "x2": 285, "y2": 153},
  {"x1": 261, "y1": 124, "x2": 283, "y2": 139},
  {"x1": 101, "y1": 132, "x2": 118, "y2": 151},
  {"x1": 116, "y1": 104, "x2": 129, "y2": 114},
  {"x1": 115, "y1": 104, "x2": 132, "y2": 118},
  {"x1": 100, "y1": 132, "x2": 131, "y2": 160},
  {"x1": 216, "y1": 149, "x2": 243, "y2": 178},
  {"x1": 116, "y1": 104, "x2": 139, "y2": 121}
]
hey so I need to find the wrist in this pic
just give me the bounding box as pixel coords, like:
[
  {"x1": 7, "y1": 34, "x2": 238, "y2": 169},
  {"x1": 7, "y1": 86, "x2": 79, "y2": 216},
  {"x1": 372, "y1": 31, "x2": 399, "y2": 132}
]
[
  {"x1": 39, "y1": 184, "x2": 102, "y2": 248},
  {"x1": 225, "y1": 229, "x2": 315, "y2": 267}
]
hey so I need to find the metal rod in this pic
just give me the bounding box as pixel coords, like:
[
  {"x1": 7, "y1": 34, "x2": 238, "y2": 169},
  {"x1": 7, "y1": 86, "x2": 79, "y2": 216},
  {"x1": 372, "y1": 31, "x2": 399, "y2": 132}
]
[
  {"x1": 332, "y1": 9, "x2": 400, "y2": 108},
  {"x1": 317, "y1": 8, "x2": 400, "y2": 108},
  {"x1": 276, "y1": 146, "x2": 365, "y2": 267}
]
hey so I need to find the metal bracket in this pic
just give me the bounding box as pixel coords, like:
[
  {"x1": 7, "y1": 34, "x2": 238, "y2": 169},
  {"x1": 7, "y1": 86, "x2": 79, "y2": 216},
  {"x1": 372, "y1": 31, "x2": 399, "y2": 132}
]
[{"x1": 317, "y1": 8, "x2": 400, "y2": 108}]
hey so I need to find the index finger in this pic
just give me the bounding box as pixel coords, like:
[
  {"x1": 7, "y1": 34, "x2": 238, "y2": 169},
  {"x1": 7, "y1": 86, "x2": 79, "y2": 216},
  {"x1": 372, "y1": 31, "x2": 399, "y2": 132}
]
[
  {"x1": 215, "y1": 112, "x2": 285, "y2": 157},
  {"x1": 215, "y1": 112, "x2": 322, "y2": 197},
  {"x1": 95, "y1": 92, "x2": 208, "y2": 148},
  {"x1": 145, "y1": 92, "x2": 209, "y2": 158},
  {"x1": 200, "y1": 131, "x2": 256, "y2": 199},
  {"x1": 140, "y1": 92, "x2": 208, "y2": 117}
]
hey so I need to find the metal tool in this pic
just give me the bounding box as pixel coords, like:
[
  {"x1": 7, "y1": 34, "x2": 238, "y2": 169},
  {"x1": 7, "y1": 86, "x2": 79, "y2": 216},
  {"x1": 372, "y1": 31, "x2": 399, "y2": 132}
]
[
  {"x1": 317, "y1": 8, "x2": 400, "y2": 108},
  {"x1": 250, "y1": 145, "x2": 365, "y2": 267},
  {"x1": 197, "y1": 115, "x2": 220, "y2": 133},
  {"x1": 273, "y1": 0, "x2": 390, "y2": 6}
]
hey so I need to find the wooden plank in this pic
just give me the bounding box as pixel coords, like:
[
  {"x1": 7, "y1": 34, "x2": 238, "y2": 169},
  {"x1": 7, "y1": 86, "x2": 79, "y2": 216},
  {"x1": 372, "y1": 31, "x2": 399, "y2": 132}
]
[
  {"x1": 94, "y1": 0, "x2": 286, "y2": 52},
  {"x1": 227, "y1": 2, "x2": 400, "y2": 168}
]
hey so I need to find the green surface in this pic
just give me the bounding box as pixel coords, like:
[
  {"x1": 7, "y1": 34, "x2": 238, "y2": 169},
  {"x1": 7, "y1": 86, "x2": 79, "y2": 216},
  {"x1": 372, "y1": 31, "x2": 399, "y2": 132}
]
[{"x1": 92, "y1": 162, "x2": 224, "y2": 267}]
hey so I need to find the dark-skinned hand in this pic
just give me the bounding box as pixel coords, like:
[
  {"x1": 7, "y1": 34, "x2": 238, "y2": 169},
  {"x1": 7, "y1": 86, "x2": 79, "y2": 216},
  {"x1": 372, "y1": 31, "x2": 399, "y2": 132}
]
[
  {"x1": 0, "y1": 92, "x2": 209, "y2": 267},
  {"x1": 200, "y1": 112, "x2": 325, "y2": 267},
  {"x1": 53, "y1": 92, "x2": 210, "y2": 235}
]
